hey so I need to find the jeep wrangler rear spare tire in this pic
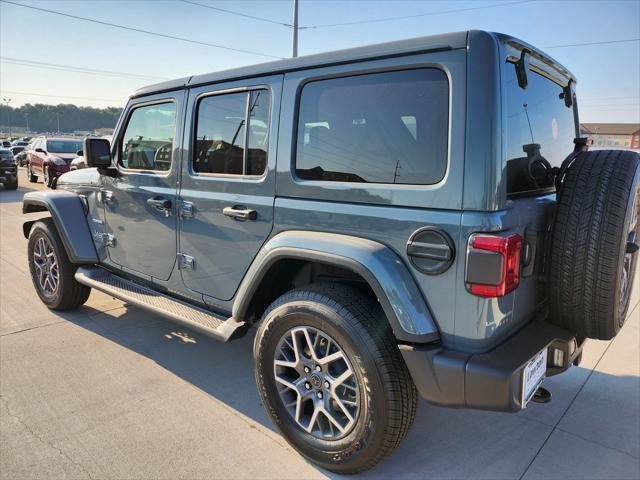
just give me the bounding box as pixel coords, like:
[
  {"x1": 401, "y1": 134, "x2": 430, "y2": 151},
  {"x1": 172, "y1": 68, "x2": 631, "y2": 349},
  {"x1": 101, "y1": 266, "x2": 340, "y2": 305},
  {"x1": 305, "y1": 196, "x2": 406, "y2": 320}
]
[
  {"x1": 254, "y1": 283, "x2": 417, "y2": 474},
  {"x1": 549, "y1": 149, "x2": 640, "y2": 340},
  {"x1": 27, "y1": 218, "x2": 91, "y2": 310}
]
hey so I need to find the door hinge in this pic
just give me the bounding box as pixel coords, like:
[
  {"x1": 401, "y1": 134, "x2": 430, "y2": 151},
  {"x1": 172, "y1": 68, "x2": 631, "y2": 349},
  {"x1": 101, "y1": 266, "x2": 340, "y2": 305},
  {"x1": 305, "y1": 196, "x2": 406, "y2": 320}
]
[
  {"x1": 178, "y1": 253, "x2": 195, "y2": 270},
  {"x1": 95, "y1": 233, "x2": 116, "y2": 247},
  {"x1": 178, "y1": 200, "x2": 194, "y2": 219}
]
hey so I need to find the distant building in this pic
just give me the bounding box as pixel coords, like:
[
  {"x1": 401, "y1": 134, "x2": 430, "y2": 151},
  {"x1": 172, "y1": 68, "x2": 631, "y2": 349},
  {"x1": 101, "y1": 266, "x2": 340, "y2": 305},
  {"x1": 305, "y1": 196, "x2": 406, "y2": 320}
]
[
  {"x1": 580, "y1": 123, "x2": 640, "y2": 151},
  {"x1": 93, "y1": 128, "x2": 115, "y2": 136}
]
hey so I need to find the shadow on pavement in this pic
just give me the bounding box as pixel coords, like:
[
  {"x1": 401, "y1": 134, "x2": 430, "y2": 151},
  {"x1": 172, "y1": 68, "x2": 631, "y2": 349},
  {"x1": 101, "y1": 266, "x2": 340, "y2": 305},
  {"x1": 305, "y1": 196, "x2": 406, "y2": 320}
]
[{"x1": 62, "y1": 302, "x2": 640, "y2": 479}]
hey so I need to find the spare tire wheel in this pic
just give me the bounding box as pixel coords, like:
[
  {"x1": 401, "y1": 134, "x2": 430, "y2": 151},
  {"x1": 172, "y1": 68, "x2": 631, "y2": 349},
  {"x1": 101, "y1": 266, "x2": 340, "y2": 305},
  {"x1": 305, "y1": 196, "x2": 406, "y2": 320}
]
[{"x1": 548, "y1": 149, "x2": 640, "y2": 340}]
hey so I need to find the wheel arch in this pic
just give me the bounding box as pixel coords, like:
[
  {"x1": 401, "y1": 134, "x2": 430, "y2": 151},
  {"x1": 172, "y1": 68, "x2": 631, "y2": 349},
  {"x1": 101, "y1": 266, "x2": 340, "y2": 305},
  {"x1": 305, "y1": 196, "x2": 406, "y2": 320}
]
[
  {"x1": 233, "y1": 231, "x2": 440, "y2": 343},
  {"x1": 23, "y1": 191, "x2": 98, "y2": 264}
]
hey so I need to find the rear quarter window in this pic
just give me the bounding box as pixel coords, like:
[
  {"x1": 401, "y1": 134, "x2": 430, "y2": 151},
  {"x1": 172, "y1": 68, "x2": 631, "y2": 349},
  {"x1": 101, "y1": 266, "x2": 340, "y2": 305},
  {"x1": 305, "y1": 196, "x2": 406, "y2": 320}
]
[
  {"x1": 295, "y1": 68, "x2": 449, "y2": 185},
  {"x1": 505, "y1": 65, "x2": 577, "y2": 195}
]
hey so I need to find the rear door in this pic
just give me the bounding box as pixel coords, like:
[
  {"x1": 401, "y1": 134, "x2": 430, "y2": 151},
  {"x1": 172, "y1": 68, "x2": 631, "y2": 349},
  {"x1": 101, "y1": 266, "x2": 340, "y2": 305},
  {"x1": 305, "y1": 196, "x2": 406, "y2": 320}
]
[
  {"x1": 178, "y1": 75, "x2": 281, "y2": 301},
  {"x1": 102, "y1": 91, "x2": 185, "y2": 281}
]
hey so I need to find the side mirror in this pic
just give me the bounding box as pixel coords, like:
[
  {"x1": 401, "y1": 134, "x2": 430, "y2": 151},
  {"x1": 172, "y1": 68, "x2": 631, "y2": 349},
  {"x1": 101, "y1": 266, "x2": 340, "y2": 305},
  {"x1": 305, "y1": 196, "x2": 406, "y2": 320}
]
[
  {"x1": 35, "y1": 148, "x2": 46, "y2": 154},
  {"x1": 76, "y1": 150, "x2": 83, "y2": 157},
  {"x1": 84, "y1": 138, "x2": 112, "y2": 168}
]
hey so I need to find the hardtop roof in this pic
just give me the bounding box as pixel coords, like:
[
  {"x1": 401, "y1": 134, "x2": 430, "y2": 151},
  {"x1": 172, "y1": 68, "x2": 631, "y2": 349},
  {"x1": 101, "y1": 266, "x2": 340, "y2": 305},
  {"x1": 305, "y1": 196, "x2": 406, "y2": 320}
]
[{"x1": 131, "y1": 30, "x2": 575, "y2": 98}]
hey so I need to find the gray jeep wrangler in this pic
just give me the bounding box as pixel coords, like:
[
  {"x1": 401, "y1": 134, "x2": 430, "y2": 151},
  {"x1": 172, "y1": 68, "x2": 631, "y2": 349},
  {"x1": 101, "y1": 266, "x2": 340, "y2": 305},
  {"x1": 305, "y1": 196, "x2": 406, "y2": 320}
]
[{"x1": 23, "y1": 31, "x2": 639, "y2": 474}]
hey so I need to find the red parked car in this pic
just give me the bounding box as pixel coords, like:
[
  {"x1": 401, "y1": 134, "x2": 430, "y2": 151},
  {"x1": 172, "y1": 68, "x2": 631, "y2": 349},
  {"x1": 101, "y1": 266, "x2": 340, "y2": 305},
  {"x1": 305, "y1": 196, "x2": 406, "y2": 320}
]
[{"x1": 27, "y1": 137, "x2": 84, "y2": 188}]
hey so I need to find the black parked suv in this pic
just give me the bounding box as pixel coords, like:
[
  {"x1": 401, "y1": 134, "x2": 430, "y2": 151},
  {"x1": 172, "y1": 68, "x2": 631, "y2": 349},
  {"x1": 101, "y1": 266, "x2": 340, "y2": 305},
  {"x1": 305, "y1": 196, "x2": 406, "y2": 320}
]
[
  {"x1": 0, "y1": 148, "x2": 18, "y2": 190},
  {"x1": 22, "y1": 31, "x2": 639, "y2": 473}
]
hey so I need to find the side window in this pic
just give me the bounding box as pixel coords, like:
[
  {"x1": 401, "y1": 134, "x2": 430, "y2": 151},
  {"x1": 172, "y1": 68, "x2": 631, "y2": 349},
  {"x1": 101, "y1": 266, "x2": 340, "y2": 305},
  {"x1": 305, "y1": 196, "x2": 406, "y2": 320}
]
[
  {"x1": 193, "y1": 89, "x2": 270, "y2": 176},
  {"x1": 295, "y1": 69, "x2": 449, "y2": 184},
  {"x1": 119, "y1": 102, "x2": 176, "y2": 171}
]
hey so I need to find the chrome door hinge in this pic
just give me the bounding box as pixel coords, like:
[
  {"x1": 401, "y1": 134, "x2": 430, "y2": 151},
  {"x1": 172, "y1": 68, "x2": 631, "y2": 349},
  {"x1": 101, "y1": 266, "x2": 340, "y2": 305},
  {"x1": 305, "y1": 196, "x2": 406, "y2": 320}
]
[
  {"x1": 178, "y1": 200, "x2": 194, "y2": 219},
  {"x1": 95, "y1": 233, "x2": 116, "y2": 247},
  {"x1": 178, "y1": 253, "x2": 195, "y2": 270}
]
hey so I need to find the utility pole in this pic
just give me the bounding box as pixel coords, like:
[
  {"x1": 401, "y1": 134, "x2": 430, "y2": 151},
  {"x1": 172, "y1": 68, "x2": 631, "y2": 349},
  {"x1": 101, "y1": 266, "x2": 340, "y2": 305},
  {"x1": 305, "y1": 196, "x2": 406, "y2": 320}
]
[
  {"x1": 292, "y1": 0, "x2": 299, "y2": 58},
  {"x1": 56, "y1": 112, "x2": 60, "y2": 134},
  {"x1": 2, "y1": 98, "x2": 11, "y2": 137},
  {"x1": 25, "y1": 112, "x2": 29, "y2": 132}
]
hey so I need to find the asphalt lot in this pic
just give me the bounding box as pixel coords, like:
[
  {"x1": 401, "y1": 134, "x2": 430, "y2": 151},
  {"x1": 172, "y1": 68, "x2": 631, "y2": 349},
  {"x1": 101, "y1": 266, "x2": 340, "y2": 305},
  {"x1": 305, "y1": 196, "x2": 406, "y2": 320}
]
[{"x1": 1, "y1": 171, "x2": 639, "y2": 480}]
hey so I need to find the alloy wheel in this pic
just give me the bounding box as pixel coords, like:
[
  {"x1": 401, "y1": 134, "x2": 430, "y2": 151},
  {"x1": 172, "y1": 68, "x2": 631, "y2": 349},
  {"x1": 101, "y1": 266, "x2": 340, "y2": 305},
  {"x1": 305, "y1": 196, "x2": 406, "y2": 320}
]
[
  {"x1": 32, "y1": 235, "x2": 59, "y2": 296},
  {"x1": 273, "y1": 326, "x2": 360, "y2": 440},
  {"x1": 621, "y1": 190, "x2": 639, "y2": 312}
]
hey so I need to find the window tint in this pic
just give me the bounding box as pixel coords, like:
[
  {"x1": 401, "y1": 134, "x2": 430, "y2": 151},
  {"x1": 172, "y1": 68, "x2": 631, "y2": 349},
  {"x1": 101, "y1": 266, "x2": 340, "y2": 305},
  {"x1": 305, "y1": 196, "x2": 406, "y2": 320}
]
[
  {"x1": 295, "y1": 69, "x2": 448, "y2": 184},
  {"x1": 47, "y1": 140, "x2": 83, "y2": 154},
  {"x1": 193, "y1": 89, "x2": 270, "y2": 176},
  {"x1": 120, "y1": 102, "x2": 176, "y2": 171},
  {"x1": 505, "y1": 67, "x2": 576, "y2": 195}
]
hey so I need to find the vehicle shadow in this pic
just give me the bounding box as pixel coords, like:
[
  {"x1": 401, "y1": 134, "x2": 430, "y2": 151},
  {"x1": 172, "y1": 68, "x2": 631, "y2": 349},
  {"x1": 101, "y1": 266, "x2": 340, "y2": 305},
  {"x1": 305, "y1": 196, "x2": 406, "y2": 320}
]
[
  {"x1": 63, "y1": 300, "x2": 639, "y2": 479},
  {"x1": 0, "y1": 170, "x2": 42, "y2": 202}
]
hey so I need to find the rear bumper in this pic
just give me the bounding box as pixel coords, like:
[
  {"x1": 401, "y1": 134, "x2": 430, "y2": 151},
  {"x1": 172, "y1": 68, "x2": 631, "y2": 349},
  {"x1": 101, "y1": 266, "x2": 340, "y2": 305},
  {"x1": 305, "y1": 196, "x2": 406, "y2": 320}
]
[
  {"x1": 400, "y1": 319, "x2": 584, "y2": 412},
  {"x1": 0, "y1": 166, "x2": 17, "y2": 183}
]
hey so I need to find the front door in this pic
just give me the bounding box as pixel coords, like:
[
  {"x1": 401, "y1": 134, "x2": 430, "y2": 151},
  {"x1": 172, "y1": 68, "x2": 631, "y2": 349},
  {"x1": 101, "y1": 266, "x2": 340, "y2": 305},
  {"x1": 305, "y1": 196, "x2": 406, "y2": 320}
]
[
  {"x1": 102, "y1": 92, "x2": 184, "y2": 281},
  {"x1": 178, "y1": 76, "x2": 281, "y2": 301}
]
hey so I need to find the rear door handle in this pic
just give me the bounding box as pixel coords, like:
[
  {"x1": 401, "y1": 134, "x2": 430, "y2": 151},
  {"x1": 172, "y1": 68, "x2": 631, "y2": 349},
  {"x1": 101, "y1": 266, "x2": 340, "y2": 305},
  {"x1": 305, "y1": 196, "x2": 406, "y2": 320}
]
[
  {"x1": 147, "y1": 196, "x2": 172, "y2": 216},
  {"x1": 223, "y1": 205, "x2": 257, "y2": 221}
]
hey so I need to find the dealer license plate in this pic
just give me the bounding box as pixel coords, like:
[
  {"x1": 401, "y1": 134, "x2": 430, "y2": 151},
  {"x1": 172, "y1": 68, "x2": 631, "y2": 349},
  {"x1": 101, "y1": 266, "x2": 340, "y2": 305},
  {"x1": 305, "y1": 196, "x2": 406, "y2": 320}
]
[{"x1": 522, "y1": 348, "x2": 548, "y2": 407}]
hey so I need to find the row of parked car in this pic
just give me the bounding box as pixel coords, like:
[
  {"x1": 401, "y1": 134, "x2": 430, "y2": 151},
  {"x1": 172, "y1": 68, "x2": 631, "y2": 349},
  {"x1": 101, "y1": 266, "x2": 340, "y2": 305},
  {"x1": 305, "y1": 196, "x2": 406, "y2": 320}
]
[{"x1": 0, "y1": 135, "x2": 95, "y2": 190}]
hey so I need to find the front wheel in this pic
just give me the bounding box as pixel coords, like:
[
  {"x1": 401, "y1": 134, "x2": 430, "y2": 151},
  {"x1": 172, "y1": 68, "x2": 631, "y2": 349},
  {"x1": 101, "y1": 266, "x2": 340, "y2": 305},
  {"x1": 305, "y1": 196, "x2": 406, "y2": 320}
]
[
  {"x1": 4, "y1": 177, "x2": 18, "y2": 190},
  {"x1": 27, "y1": 163, "x2": 38, "y2": 183},
  {"x1": 254, "y1": 283, "x2": 417, "y2": 474},
  {"x1": 43, "y1": 166, "x2": 54, "y2": 188},
  {"x1": 27, "y1": 218, "x2": 91, "y2": 310}
]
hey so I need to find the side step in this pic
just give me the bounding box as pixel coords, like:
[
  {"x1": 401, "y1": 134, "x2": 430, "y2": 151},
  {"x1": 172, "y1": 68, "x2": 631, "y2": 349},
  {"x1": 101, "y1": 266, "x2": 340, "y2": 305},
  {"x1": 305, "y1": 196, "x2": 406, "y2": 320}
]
[{"x1": 75, "y1": 266, "x2": 246, "y2": 341}]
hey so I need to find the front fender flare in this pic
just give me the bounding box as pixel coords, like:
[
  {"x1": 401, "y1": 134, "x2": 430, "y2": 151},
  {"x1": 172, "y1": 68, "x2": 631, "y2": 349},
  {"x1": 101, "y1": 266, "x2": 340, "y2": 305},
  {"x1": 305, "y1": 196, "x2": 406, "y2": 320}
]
[
  {"x1": 234, "y1": 231, "x2": 440, "y2": 343},
  {"x1": 23, "y1": 190, "x2": 98, "y2": 264}
]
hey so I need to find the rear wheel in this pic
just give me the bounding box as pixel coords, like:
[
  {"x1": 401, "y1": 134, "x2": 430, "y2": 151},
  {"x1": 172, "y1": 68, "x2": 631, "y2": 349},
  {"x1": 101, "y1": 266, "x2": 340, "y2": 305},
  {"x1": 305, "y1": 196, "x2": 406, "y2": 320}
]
[
  {"x1": 27, "y1": 219, "x2": 91, "y2": 310},
  {"x1": 254, "y1": 283, "x2": 417, "y2": 474},
  {"x1": 548, "y1": 149, "x2": 640, "y2": 339}
]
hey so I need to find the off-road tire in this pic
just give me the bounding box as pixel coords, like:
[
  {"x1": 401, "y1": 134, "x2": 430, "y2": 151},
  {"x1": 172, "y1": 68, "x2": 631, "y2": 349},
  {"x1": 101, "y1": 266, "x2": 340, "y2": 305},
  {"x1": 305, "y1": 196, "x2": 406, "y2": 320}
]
[
  {"x1": 27, "y1": 218, "x2": 91, "y2": 310},
  {"x1": 254, "y1": 283, "x2": 417, "y2": 474},
  {"x1": 27, "y1": 163, "x2": 38, "y2": 183},
  {"x1": 548, "y1": 149, "x2": 640, "y2": 339}
]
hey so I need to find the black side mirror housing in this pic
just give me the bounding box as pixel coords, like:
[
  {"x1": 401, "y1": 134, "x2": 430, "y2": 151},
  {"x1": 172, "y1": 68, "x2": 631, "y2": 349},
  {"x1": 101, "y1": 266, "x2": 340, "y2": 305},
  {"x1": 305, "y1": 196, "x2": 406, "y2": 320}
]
[
  {"x1": 84, "y1": 138, "x2": 112, "y2": 168},
  {"x1": 35, "y1": 148, "x2": 46, "y2": 154},
  {"x1": 76, "y1": 150, "x2": 83, "y2": 157}
]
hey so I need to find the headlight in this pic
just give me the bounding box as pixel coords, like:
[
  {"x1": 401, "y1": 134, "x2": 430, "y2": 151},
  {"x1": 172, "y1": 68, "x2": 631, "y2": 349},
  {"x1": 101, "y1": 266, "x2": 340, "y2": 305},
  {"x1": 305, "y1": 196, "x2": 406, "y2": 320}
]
[{"x1": 51, "y1": 157, "x2": 66, "y2": 165}]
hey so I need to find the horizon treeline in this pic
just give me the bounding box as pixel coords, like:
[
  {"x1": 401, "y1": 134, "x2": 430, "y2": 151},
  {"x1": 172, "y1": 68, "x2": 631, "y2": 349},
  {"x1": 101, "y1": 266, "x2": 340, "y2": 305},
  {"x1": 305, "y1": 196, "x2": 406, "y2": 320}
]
[{"x1": 0, "y1": 103, "x2": 122, "y2": 133}]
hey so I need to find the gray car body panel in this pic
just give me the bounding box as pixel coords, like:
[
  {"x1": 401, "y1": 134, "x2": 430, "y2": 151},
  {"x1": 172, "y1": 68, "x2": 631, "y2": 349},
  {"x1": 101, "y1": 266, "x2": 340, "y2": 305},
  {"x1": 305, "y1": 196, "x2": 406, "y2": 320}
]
[{"x1": 22, "y1": 190, "x2": 98, "y2": 263}]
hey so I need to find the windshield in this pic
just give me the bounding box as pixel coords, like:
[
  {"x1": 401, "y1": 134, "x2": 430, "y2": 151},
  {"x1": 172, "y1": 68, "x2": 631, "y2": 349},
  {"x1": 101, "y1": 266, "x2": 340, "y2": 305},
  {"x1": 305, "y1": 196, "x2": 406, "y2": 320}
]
[
  {"x1": 505, "y1": 65, "x2": 577, "y2": 195},
  {"x1": 47, "y1": 140, "x2": 83, "y2": 154}
]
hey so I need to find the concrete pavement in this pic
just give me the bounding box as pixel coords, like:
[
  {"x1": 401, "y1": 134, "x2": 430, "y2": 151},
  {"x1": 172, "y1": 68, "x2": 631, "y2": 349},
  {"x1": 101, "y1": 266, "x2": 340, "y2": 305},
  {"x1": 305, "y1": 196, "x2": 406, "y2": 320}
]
[{"x1": 1, "y1": 173, "x2": 639, "y2": 479}]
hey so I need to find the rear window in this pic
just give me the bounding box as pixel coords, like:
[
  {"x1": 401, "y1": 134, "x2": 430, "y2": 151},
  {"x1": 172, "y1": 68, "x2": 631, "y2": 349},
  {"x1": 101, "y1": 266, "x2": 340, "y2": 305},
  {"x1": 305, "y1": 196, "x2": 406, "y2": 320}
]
[
  {"x1": 505, "y1": 66, "x2": 576, "y2": 195},
  {"x1": 295, "y1": 69, "x2": 449, "y2": 184}
]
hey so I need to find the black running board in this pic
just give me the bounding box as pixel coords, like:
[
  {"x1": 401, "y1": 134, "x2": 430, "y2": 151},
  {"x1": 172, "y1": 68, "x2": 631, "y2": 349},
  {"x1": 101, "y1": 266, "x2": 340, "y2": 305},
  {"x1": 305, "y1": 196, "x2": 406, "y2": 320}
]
[{"x1": 75, "y1": 266, "x2": 246, "y2": 341}]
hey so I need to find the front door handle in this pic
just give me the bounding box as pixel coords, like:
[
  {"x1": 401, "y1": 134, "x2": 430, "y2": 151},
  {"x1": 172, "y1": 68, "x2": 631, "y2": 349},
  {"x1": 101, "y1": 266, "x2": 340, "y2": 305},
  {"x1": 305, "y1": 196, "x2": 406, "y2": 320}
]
[
  {"x1": 223, "y1": 205, "x2": 257, "y2": 221},
  {"x1": 147, "y1": 196, "x2": 172, "y2": 216}
]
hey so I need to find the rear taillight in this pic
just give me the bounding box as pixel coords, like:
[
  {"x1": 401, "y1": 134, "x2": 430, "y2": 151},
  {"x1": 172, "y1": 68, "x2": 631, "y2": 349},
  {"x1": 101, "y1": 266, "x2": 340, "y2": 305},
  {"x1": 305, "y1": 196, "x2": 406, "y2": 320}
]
[{"x1": 467, "y1": 234, "x2": 523, "y2": 297}]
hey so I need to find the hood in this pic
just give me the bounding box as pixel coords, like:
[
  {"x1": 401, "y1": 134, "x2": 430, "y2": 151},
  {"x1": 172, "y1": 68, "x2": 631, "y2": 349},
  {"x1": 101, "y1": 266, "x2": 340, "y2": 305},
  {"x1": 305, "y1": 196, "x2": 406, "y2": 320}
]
[
  {"x1": 57, "y1": 167, "x2": 101, "y2": 187},
  {"x1": 50, "y1": 153, "x2": 79, "y2": 162}
]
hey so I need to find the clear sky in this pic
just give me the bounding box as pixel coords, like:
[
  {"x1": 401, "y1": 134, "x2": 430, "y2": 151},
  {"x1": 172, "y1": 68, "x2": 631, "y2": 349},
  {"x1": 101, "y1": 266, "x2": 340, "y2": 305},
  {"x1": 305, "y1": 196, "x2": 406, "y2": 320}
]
[{"x1": 1, "y1": 0, "x2": 638, "y2": 122}]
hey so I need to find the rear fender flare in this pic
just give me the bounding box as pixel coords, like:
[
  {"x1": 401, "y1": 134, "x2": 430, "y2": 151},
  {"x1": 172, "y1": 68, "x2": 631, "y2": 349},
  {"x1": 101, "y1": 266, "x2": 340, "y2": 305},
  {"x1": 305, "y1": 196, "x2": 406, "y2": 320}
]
[{"x1": 233, "y1": 231, "x2": 440, "y2": 343}]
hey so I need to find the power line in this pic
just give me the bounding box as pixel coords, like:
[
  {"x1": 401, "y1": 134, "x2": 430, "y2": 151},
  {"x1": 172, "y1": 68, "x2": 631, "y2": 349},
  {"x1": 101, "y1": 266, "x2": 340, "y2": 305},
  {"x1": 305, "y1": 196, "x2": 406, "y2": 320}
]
[
  {"x1": 180, "y1": 0, "x2": 291, "y2": 27},
  {"x1": 543, "y1": 38, "x2": 640, "y2": 49},
  {"x1": 0, "y1": 90, "x2": 122, "y2": 103},
  {"x1": 0, "y1": 0, "x2": 283, "y2": 59},
  {"x1": 298, "y1": 0, "x2": 533, "y2": 29},
  {"x1": 0, "y1": 57, "x2": 168, "y2": 81}
]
